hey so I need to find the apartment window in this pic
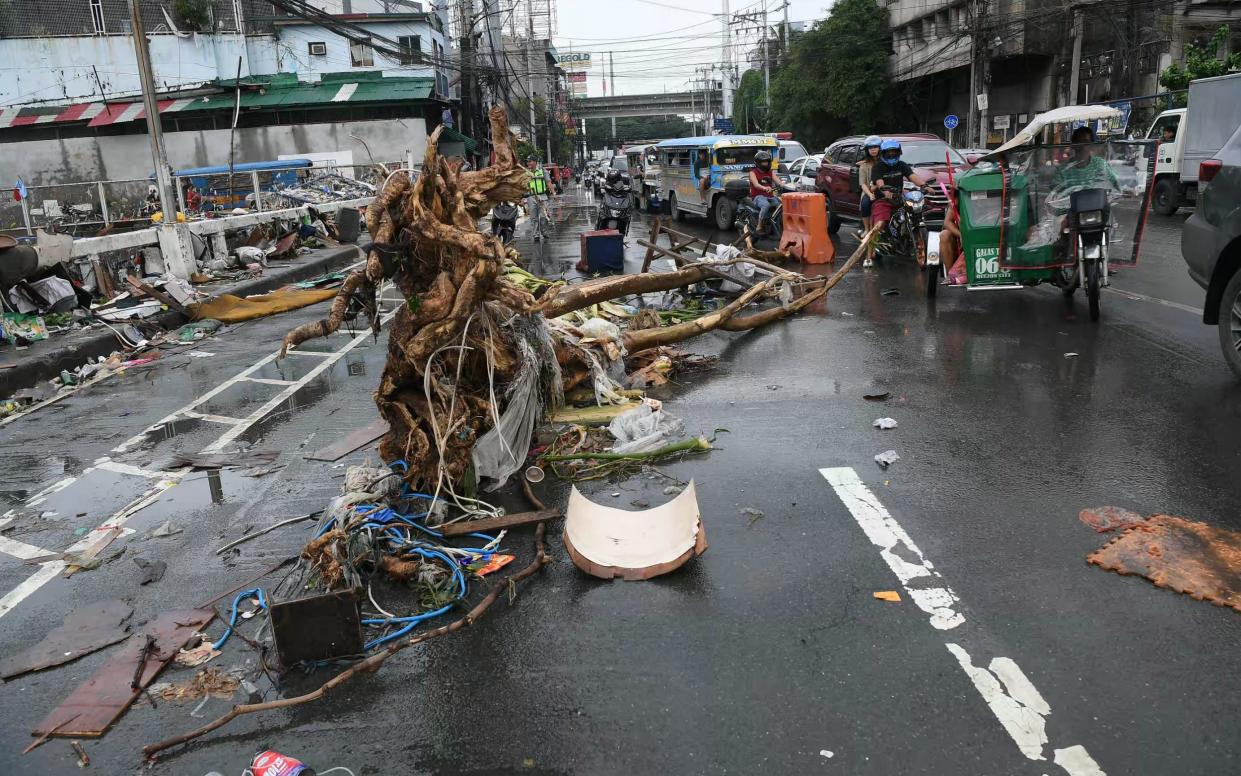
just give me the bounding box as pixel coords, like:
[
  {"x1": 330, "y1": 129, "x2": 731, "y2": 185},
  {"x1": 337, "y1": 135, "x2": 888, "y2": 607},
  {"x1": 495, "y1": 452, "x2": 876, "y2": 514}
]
[
  {"x1": 350, "y1": 41, "x2": 374, "y2": 67},
  {"x1": 397, "y1": 35, "x2": 422, "y2": 65},
  {"x1": 90, "y1": 0, "x2": 106, "y2": 35}
]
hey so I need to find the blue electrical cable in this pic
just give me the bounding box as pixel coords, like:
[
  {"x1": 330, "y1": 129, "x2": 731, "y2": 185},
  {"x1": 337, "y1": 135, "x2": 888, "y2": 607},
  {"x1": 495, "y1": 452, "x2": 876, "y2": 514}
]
[{"x1": 212, "y1": 587, "x2": 267, "y2": 650}]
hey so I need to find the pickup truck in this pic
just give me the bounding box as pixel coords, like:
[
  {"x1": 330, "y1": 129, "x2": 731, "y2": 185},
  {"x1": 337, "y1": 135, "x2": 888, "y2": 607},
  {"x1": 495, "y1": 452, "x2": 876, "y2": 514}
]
[{"x1": 815, "y1": 134, "x2": 967, "y2": 233}]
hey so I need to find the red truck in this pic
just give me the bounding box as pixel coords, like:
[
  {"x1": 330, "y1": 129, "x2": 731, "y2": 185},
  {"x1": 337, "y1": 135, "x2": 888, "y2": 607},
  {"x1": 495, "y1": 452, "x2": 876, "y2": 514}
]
[{"x1": 814, "y1": 133, "x2": 969, "y2": 234}]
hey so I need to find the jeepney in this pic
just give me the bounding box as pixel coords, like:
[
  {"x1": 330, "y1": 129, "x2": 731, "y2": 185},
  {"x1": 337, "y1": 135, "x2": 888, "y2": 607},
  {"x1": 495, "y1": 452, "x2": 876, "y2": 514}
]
[
  {"x1": 656, "y1": 134, "x2": 779, "y2": 230},
  {"x1": 623, "y1": 142, "x2": 663, "y2": 212}
]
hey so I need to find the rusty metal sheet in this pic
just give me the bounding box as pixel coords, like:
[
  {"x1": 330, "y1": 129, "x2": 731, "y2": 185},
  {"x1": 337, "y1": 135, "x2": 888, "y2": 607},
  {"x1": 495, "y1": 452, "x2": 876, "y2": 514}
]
[
  {"x1": 304, "y1": 418, "x2": 388, "y2": 462},
  {"x1": 0, "y1": 600, "x2": 133, "y2": 680},
  {"x1": 1088, "y1": 515, "x2": 1241, "y2": 612},
  {"x1": 32, "y1": 608, "x2": 214, "y2": 738}
]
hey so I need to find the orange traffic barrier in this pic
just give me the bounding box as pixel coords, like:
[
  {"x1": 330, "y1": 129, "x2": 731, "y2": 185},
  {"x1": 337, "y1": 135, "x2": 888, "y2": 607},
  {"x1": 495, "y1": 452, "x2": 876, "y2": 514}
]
[{"x1": 780, "y1": 192, "x2": 835, "y2": 264}]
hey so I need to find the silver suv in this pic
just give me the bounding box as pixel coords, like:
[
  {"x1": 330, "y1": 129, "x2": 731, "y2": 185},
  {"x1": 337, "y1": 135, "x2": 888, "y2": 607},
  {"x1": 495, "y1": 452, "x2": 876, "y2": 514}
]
[{"x1": 1182, "y1": 124, "x2": 1241, "y2": 377}]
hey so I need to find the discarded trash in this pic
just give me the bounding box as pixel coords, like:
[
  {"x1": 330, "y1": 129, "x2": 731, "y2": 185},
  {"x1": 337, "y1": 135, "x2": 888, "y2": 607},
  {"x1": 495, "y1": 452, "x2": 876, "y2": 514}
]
[
  {"x1": 251, "y1": 751, "x2": 317, "y2": 776},
  {"x1": 468, "y1": 554, "x2": 516, "y2": 576},
  {"x1": 1088, "y1": 515, "x2": 1241, "y2": 613},
  {"x1": 881, "y1": 287, "x2": 901, "y2": 296},
  {"x1": 270, "y1": 589, "x2": 363, "y2": 666},
  {"x1": 143, "y1": 520, "x2": 182, "y2": 540},
  {"x1": 564, "y1": 481, "x2": 707, "y2": 580},
  {"x1": 873, "y1": 590, "x2": 902, "y2": 602},
  {"x1": 608, "y1": 400, "x2": 686, "y2": 454},
  {"x1": 741, "y1": 507, "x2": 765, "y2": 527},
  {"x1": 1064, "y1": 352, "x2": 1079, "y2": 358},
  {"x1": 863, "y1": 391, "x2": 891, "y2": 401},
  {"x1": 188, "y1": 288, "x2": 338, "y2": 324},
  {"x1": 149, "y1": 667, "x2": 240, "y2": 702},
  {"x1": 0, "y1": 600, "x2": 132, "y2": 680},
  {"x1": 766, "y1": 384, "x2": 782, "y2": 391},
  {"x1": 820, "y1": 750, "x2": 835, "y2": 759},
  {"x1": 214, "y1": 513, "x2": 319, "y2": 555},
  {"x1": 132, "y1": 557, "x2": 167, "y2": 585},
  {"x1": 873, "y1": 417, "x2": 898, "y2": 430},
  {"x1": 70, "y1": 740, "x2": 90, "y2": 768},
  {"x1": 1079, "y1": 506, "x2": 1146, "y2": 533},
  {"x1": 874, "y1": 450, "x2": 900, "y2": 469},
  {"x1": 175, "y1": 640, "x2": 221, "y2": 668},
  {"x1": 663, "y1": 485, "x2": 683, "y2": 496},
  {"x1": 524, "y1": 465, "x2": 545, "y2": 484}
]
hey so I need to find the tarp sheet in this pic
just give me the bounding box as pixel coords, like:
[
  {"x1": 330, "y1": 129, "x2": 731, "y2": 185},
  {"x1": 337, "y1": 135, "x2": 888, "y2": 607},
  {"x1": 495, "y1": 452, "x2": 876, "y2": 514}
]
[{"x1": 190, "y1": 287, "x2": 337, "y2": 323}]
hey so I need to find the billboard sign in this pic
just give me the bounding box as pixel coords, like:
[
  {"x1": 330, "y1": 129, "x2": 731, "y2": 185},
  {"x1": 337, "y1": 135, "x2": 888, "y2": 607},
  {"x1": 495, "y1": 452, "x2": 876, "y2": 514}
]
[{"x1": 558, "y1": 52, "x2": 592, "y2": 69}]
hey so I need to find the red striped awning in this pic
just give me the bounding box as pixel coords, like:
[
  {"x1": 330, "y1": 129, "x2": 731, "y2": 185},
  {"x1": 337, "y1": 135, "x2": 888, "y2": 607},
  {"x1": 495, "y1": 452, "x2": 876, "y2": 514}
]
[{"x1": 0, "y1": 98, "x2": 198, "y2": 130}]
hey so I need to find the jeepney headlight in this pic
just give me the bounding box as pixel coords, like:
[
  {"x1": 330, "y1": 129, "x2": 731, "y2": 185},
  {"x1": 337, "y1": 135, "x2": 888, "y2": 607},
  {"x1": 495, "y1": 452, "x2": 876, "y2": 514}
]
[{"x1": 1079, "y1": 210, "x2": 1103, "y2": 226}]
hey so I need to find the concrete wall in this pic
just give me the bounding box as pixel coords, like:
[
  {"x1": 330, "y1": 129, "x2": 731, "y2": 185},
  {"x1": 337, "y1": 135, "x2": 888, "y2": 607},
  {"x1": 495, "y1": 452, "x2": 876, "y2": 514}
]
[
  {"x1": 0, "y1": 117, "x2": 427, "y2": 187},
  {"x1": 274, "y1": 20, "x2": 445, "y2": 82},
  {"x1": 0, "y1": 33, "x2": 278, "y2": 107}
]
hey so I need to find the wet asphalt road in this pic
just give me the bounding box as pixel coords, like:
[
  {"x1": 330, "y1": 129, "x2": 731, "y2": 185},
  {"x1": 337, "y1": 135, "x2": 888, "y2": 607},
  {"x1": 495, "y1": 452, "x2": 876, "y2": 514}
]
[{"x1": 0, "y1": 187, "x2": 1239, "y2": 775}]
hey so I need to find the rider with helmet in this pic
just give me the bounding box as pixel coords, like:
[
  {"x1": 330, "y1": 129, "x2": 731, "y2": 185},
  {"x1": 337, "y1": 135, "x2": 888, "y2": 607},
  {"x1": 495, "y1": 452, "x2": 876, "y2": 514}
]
[
  {"x1": 869, "y1": 139, "x2": 931, "y2": 266},
  {"x1": 748, "y1": 149, "x2": 793, "y2": 235},
  {"x1": 524, "y1": 156, "x2": 559, "y2": 240},
  {"x1": 858, "y1": 135, "x2": 882, "y2": 255}
]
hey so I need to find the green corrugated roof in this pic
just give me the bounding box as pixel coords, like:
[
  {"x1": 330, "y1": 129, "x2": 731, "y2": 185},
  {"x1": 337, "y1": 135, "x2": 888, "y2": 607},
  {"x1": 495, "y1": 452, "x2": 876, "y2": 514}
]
[
  {"x1": 180, "y1": 74, "x2": 435, "y2": 113},
  {"x1": 438, "y1": 125, "x2": 477, "y2": 155}
]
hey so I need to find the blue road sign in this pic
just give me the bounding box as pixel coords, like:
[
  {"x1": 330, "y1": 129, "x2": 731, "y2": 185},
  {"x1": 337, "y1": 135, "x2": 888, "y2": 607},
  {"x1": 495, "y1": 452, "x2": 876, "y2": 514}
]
[
  {"x1": 713, "y1": 117, "x2": 735, "y2": 133},
  {"x1": 943, "y1": 114, "x2": 960, "y2": 130}
]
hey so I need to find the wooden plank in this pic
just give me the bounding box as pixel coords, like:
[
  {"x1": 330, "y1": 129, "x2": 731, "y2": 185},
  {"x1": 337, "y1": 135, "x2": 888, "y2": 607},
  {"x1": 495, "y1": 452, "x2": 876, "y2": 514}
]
[
  {"x1": 126, "y1": 276, "x2": 189, "y2": 316},
  {"x1": 635, "y1": 240, "x2": 757, "y2": 291},
  {"x1": 32, "y1": 608, "x2": 214, "y2": 738},
  {"x1": 304, "y1": 418, "x2": 389, "y2": 462},
  {"x1": 640, "y1": 217, "x2": 663, "y2": 273},
  {"x1": 440, "y1": 509, "x2": 562, "y2": 537}
]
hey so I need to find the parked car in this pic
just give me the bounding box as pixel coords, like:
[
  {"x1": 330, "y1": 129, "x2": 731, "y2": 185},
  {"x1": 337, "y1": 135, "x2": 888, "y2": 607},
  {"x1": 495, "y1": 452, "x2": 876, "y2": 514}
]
[
  {"x1": 778, "y1": 139, "x2": 810, "y2": 165},
  {"x1": 1181, "y1": 123, "x2": 1241, "y2": 378},
  {"x1": 786, "y1": 153, "x2": 823, "y2": 192},
  {"x1": 815, "y1": 134, "x2": 967, "y2": 234}
]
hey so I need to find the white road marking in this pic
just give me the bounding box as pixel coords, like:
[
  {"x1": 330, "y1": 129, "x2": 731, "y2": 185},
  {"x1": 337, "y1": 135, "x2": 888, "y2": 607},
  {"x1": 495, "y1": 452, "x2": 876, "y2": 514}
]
[
  {"x1": 239, "y1": 376, "x2": 298, "y2": 386},
  {"x1": 0, "y1": 296, "x2": 396, "y2": 621},
  {"x1": 179, "y1": 409, "x2": 245, "y2": 425},
  {"x1": 819, "y1": 467, "x2": 963, "y2": 629},
  {"x1": 92, "y1": 459, "x2": 166, "y2": 478},
  {"x1": 0, "y1": 535, "x2": 52, "y2": 561},
  {"x1": 1105, "y1": 286, "x2": 1202, "y2": 316},
  {"x1": 820, "y1": 466, "x2": 1105, "y2": 775}
]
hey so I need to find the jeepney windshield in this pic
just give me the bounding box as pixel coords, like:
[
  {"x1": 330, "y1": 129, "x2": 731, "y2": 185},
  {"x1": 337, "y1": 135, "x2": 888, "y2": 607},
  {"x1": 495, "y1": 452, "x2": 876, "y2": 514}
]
[{"x1": 714, "y1": 146, "x2": 771, "y2": 166}]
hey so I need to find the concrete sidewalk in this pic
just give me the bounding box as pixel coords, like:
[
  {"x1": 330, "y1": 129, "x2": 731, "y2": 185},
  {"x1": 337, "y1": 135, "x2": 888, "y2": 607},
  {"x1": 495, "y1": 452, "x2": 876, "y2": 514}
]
[{"x1": 0, "y1": 243, "x2": 362, "y2": 397}]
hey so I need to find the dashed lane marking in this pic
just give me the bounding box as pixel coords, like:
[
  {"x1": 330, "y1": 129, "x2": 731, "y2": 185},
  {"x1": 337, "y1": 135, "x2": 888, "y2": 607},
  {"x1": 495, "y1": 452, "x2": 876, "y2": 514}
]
[{"x1": 820, "y1": 467, "x2": 1106, "y2": 775}]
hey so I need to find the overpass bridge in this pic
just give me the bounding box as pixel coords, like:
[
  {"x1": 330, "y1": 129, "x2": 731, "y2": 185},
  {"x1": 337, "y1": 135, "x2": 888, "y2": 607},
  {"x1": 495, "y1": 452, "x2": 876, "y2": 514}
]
[{"x1": 573, "y1": 90, "x2": 723, "y2": 119}]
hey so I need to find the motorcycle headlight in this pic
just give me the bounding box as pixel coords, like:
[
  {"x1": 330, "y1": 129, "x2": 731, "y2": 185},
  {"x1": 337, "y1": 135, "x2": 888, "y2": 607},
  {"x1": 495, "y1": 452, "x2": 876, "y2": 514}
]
[
  {"x1": 910, "y1": 201, "x2": 924, "y2": 212},
  {"x1": 1079, "y1": 210, "x2": 1103, "y2": 226}
]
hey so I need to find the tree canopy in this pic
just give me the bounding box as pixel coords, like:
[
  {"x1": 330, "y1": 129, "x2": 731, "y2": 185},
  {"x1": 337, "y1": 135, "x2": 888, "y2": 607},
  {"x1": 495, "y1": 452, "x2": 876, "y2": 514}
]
[{"x1": 1159, "y1": 25, "x2": 1241, "y2": 100}]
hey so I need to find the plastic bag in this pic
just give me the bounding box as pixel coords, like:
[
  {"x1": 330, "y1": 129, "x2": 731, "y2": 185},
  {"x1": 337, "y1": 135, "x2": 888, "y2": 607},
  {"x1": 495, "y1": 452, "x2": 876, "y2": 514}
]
[
  {"x1": 578, "y1": 317, "x2": 621, "y2": 343},
  {"x1": 608, "y1": 400, "x2": 685, "y2": 454}
]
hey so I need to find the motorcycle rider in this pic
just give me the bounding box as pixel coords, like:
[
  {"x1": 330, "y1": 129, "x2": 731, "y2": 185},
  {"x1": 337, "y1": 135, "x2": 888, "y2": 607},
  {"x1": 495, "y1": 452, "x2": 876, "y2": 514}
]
[
  {"x1": 524, "y1": 156, "x2": 559, "y2": 241},
  {"x1": 748, "y1": 149, "x2": 793, "y2": 235},
  {"x1": 870, "y1": 139, "x2": 931, "y2": 266},
  {"x1": 598, "y1": 168, "x2": 634, "y2": 235},
  {"x1": 857, "y1": 135, "x2": 882, "y2": 259}
]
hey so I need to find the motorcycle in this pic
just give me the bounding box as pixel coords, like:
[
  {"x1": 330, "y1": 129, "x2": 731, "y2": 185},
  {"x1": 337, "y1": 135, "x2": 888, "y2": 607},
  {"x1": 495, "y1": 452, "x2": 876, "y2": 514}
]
[
  {"x1": 490, "y1": 201, "x2": 518, "y2": 244},
  {"x1": 596, "y1": 182, "x2": 634, "y2": 236},
  {"x1": 880, "y1": 186, "x2": 929, "y2": 265},
  {"x1": 725, "y1": 180, "x2": 784, "y2": 244}
]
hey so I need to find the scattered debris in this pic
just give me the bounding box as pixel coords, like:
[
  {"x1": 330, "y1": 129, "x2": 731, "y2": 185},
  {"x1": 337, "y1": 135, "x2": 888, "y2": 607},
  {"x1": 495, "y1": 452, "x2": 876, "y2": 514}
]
[
  {"x1": 132, "y1": 557, "x2": 167, "y2": 585},
  {"x1": 141, "y1": 520, "x2": 182, "y2": 540},
  {"x1": 1064, "y1": 352, "x2": 1079, "y2": 358},
  {"x1": 873, "y1": 417, "x2": 898, "y2": 430},
  {"x1": 873, "y1": 591, "x2": 902, "y2": 602},
  {"x1": 149, "y1": 667, "x2": 241, "y2": 702},
  {"x1": 1079, "y1": 506, "x2": 1146, "y2": 533},
  {"x1": 0, "y1": 600, "x2": 133, "y2": 680},
  {"x1": 168, "y1": 450, "x2": 280, "y2": 471},
  {"x1": 34, "y1": 608, "x2": 214, "y2": 738},
  {"x1": 820, "y1": 750, "x2": 835, "y2": 759},
  {"x1": 874, "y1": 450, "x2": 900, "y2": 469},
  {"x1": 881, "y1": 287, "x2": 901, "y2": 296},
  {"x1": 1088, "y1": 515, "x2": 1241, "y2": 612},
  {"x1": 741, "y1": 507, "x2": 765, "y2": 527},
  {"x1": 863, "y1": 391, "x2": 891, "y2": 401},
  {"x1": 214, "y1": 513, "x2": 320, "y2": 554},
  {"x1": 663, "y1": 485, "x2": 683, "y2": 496},
  {"x1": 70, "y1": 740, "x2": 90, "y2": 768},
  {"x1": 304, "y1": 418, "x2": 388, "y2": 462},
  {"x1": 174, "y1": 640, "x2": 221, "y2": 668},
  {"x1": 564, "y1": 481, "x2": 707, "y2": 580}
]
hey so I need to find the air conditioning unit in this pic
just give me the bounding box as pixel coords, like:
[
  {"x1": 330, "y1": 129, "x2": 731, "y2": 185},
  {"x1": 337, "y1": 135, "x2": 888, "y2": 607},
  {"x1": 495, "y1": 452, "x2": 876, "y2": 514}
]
[{"x1": 308, "y1": 42, "x2": 327, "y2": 56}]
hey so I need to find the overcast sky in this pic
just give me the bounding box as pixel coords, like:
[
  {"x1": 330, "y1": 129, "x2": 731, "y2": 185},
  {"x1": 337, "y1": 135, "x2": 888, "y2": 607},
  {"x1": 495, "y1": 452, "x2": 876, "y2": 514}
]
[{"x1": 553, "y1": 0, "x2": 834, "y2": 97}]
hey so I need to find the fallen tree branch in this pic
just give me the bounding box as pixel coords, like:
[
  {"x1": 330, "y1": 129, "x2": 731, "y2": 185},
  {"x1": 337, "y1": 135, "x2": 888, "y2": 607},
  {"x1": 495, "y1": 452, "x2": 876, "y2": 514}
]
[
  {"x1": 621, "y1": 279, "x2": 774, "y2": 353},
  {"x1": 540, "y1": 265, "x2": 715, "y2": 318},
  {"x1": 143, "y1": 523, "x2": 550, "y2": 761}
]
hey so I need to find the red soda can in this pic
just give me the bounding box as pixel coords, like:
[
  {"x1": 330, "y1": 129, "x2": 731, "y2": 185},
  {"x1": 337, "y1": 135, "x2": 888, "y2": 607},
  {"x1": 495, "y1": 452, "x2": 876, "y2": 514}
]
[{"x1": 250, "y1": 750, "x2": 316, "y2": 776}]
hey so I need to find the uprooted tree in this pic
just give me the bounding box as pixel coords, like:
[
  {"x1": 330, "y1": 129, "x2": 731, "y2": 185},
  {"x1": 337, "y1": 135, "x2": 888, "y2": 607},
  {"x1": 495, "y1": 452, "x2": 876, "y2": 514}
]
[{"x1": 281, "y1": 106, "x2": 864, "y2": 493}]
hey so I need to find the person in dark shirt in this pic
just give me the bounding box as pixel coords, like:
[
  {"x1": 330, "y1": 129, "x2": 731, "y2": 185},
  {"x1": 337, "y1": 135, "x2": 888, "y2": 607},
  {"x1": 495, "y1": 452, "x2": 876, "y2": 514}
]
[{"x1": 869, "y1": 139, "x2": 931, "y2": 266}]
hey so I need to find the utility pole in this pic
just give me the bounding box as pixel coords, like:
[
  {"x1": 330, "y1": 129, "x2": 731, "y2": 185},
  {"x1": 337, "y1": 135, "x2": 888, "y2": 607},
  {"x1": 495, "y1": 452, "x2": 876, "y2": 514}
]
[
  {"x1": 525, "y1": 12, "x2": 536, "y2": 152},
  {"x1": 458, "y1": 0, "x2": 472, "y2": 141},
  {"x1": 1067, "y1": 6, "x2": 1084, "y2": 106},
  {"x1": 782, "y1": 0, "x2": 789, "y2": 51},
  {"x1": 127, "y1": 0, "x2": 191, "y2": 278},
  {"x1": 720, "y1": 0, "x2": 733, "y2": 120},
  {"x1": 762, "y1": 2, "x2": 770, "y2": 113}
]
